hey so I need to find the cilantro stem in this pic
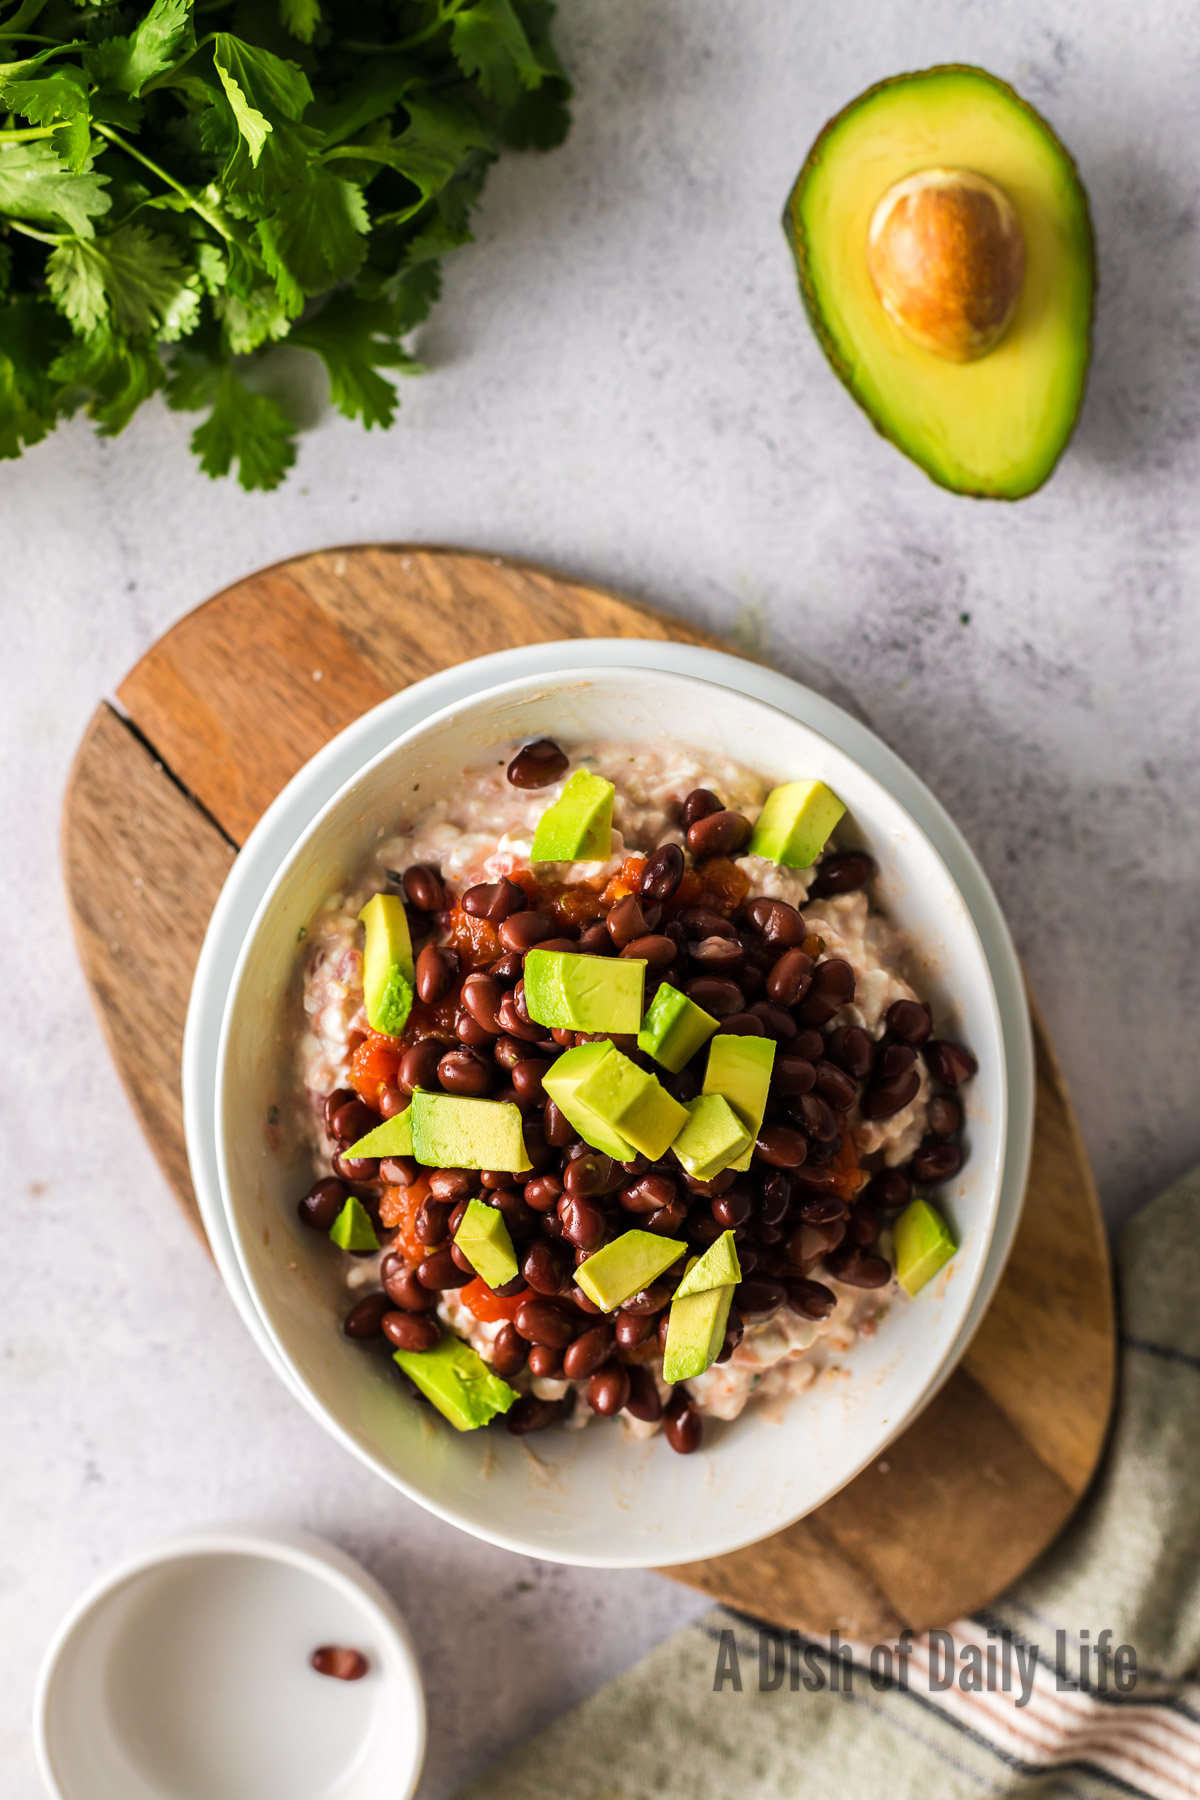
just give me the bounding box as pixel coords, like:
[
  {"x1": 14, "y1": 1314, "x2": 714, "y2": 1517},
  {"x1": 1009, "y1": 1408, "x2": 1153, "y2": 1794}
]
[
  {"x1": 5, "y1": 218, "x2": 61, "y2": 243},
  {"x1": 138, "y1": 30, "x2": 217, "y2": 95},
  {"x1": 341, "y1": 0, "x2": 470, "y2": 56},
  {"x1": 0, "y1": 124, "x2": 56, "y2": 140},
  {"x1": 93, "y1": 121, "x2": 233, "y2": 242}
]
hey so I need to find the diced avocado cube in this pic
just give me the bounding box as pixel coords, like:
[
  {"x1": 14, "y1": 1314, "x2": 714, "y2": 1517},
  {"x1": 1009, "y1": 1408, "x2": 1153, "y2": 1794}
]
[
  {"x1": 573, "y1": 1228, "x2": 686, "y2": 1312},
  {"x1": 454, "y1": 1198, "x2": 519, "y2": 1291},
  {"x1": 662, "y1": 1268, "x2": 735, "y2": 1382},
  {"x1": 347, "y1": 1106, "x2": 412, "y2": 1160},
  {"x1": 748, "y1": 780, "x2": 847, "y2": 869},
  {"x1": 894, "y1": 1199, "x2": 956, "y2": 1296},
  {"x1": 671, "y1": 1093, "x2": 753, "y2": 1181},
  {"x1": 524, "y1": 949, "x2": 645, "y2": 1034},
  {"x1": 410, "y1": 1091, "x2": 531, "y2": 1172},
  {"x1": 329, "y1": 1195, "x2": 380, "y2": 1252},
  {"x1": 573, "y1": 1047, "x2": 689, "y2": 1161},
  {"x1": 541, "y1": 1041, "x2": 638, "y2": 1161},
  {"x1": 675, "y1": 1229, "x2": 742, "y2": 1296},
  {"x1": 393, "y1": 1333, "x2": 518, "y2": 1431},
  {"x1": 703, "y1": 1034, "x2": 776, "y2": 1172},
  {"x1": 636, "y1": 982, "x2": 719, "y2": 1074},
  {"x1": 530, "y1": 768, "x2": 615, "y2": 863},
  {"x1": 358, "y1": 893, "x2": 414, "y2": 1035}
]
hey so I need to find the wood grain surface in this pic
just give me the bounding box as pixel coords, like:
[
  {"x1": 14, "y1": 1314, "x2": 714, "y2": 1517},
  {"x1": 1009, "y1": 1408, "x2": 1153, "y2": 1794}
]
[{"x1": 63, "y1": 544, "x2": 1115, "y2": 1635}]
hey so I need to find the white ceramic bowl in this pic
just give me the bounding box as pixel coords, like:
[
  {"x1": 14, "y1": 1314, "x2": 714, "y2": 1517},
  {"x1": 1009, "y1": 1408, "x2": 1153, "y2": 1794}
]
[
  {"x1": 35, "y1": 1529, "x2": 425, "y2": 1800},
  {"x1": 214, "y1": 664, "x2": 1029, "y2": 1567}
]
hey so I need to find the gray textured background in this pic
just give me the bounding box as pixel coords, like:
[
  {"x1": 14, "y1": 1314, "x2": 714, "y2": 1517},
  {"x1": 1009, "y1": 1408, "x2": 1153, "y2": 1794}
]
[{"x1": 4, "y1": 2, "x2": 1199, "y2": 1793}]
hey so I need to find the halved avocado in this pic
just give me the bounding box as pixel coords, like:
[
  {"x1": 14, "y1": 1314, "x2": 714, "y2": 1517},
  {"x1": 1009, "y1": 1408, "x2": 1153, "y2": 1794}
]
[{"x1": 784, "y1": 65, "x2": 1095, "y2": 499}]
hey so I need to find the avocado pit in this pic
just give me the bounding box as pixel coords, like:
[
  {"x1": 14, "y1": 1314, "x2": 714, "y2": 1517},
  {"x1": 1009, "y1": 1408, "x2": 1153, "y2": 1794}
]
[{"x1": 866, "y1": 167, "x2": 1025, "y2": 362}]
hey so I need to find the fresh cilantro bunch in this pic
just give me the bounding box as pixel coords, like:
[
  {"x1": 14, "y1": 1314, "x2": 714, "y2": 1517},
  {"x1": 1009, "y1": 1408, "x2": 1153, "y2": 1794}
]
[{"x1": 0, "y1": 0, "x2": 570, "y2": 488}]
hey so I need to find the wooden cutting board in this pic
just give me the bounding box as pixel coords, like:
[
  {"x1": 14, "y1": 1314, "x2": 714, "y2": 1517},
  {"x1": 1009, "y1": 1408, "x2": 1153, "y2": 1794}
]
[{"x1": 63, "y1": 545, "x2": 1115, "y2": 1637}]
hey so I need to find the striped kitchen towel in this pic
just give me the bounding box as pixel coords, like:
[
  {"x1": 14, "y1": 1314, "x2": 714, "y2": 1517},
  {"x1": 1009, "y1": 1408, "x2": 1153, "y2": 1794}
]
[{"x1": 457, "y1": 1167, "x2": 1200, "y2": 1799}]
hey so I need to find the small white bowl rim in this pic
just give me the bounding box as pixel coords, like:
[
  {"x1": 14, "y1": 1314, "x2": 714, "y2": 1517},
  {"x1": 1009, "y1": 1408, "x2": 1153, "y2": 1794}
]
[
  {"x1": 33, "y1": 1526, "x2": 427, "y2": 1800},
  {"x1": 211, "y1": 660, "x2": 1022, "y2": 1566}
]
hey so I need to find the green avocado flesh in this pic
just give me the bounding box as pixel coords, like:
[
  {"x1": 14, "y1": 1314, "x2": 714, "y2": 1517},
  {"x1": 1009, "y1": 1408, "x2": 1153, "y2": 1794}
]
[
  {"x1": 784, "y1": 65, "x2": 1094, "y2": 499},
  {"x1": 523, "y1": 949, "x2": 645, "y2": 1034},
  {"x1": 662, "y1": 1277, "x2": 735, "y2": 1383},
  {"x1": 454, "y1": 1198, "x2": 519, "y2": 1290},
  {"x1": 637, "y1": 982, "x2": 719, "y2": 1074},
  {"x1": 675, "y1": 1230, "x2": 742, "y2": 1297},
  {"x1": 410, "y1": 1091, "x2": 531, "y2": 1172},
  {"x1": 347, "y1": 1107, "x2": 412, "y2": 1159},
  {"x1": 394, "y1": 1333, "x2": 518, "y2": 1430},
  {"x1": 702, "y1": 1035, "x2": 776, "y2": 1172},
  {"x1": 574, "y1": 1046, "x2": 689, "y2": 1161},
  {"x1": 672, "y1": 1092, "x2": 752, "y2": 1182},
  {"x1": 574, "y1": 1229, "x2": 687, "y2": 1312},
  {"x1": 329, "y1": 1195, "x2": 379, "y2": 1253},
  {"x1": 748, "y1": 781, "x2": 845, "y2": 869},
  {"x1": 541, "y1": 1041, "x2": 637, "y2": 1161},
  {"x1": 530, "y1": 769, "x2": 615, "y2": 863},
  {"x1": 894, "y1": 1198, "x2": 957, "y2": 1295},
  {"x1": 358, "y1": 893, "x2": 414, "y2": 1035}
]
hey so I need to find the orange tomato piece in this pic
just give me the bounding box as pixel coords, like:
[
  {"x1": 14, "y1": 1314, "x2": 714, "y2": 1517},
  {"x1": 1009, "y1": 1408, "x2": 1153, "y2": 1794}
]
[
  {"x1": 350, "y1": 1032, "x2": 405, "y2": 1105},
  {"x1": 378, "y1": 1176, "x2": 430, "y2": 1260},
  {"x1": 446, "y1": 904, "x2": 501, "y2": 969},
  {"x1": 600, "y1": 854, "x2": 647, "y2": 908},
  {"x1": 695, "y1": 856, "x2": 750, "y2": 917},
  {"x1": 460, "y1": 1277, "x2": 525, "y2": 1323}
]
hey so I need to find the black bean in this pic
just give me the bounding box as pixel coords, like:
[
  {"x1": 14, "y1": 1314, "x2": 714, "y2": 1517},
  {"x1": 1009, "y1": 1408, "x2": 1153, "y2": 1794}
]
[
  {"x1": 620, "y1": 933, "x2": 677, "y2": 969},
  {"x1": 489, "y1": 1185, "x2": 539, "y2": 1243},
  {"x1": 506, "y1": 738, "x2": 569, "y2": 788},
  {"x1": 810, "y1": 851, "x2": 875, "y2": 897},
  {"x1": 621, "y1": 1276, "x2": 677, "y2": 1315},
  {"x1": 563, "y1": 1323, "x2": 616, "y2": 1380},
  {"x1": 415, "y1": 943, "x2": 459, "y2": 1005},
  {"x1": 461, "y1": 973, "x2": 503, "y2": 1032},
  {"x1": 686, "y1": 975, "x2": 745, "y2": 1016},
  {"x1": 715, "y1": 1012, "x2": 765, "y2": 1037},
  {"x1": 323, "y1": 1087, "x2": 356, "y2": 1135},
  {"x1": 437, "y1": 1049, "x2": 492, "y2": 1097},
  {"x1": 311, "y1": 1646, "x2": 369, "y2": 1681},
  {"x1": 380, "y1": 1255, "x2": 437, "y2": 1312},
  {"x1": 414, "y1": 1197, "x2": 452, "y2": 1246},
  {"x1": 342, "y1": 1292, "x2": 390, "y2": 1339},
  {"x1": 378, "y1": 1083, "x2": 408, "y2": 1120},
  {"x1": 557, "y1": 1195, "x2": 607, "y2": 1250},
  {"x1": 497, "y1": 993, "x2": 547, "y2": 1042},
  {"x1": 644, "y1": 1201, "x2": 688, "y2": 1235},
  {"x1": 865, "y1": 1168, "x2": 912, "y2": 1210},
  {"x1": 747, "y1": 1001, "x2": 797, "y2": 1041},
  {"x1": 911, "y1": 1137, "x2": 963, "y2": 1182},
  {"x1": 766, "y1": 947, "x2": 814, "y2": 1007},
  {"x1": 690, "y1": 935, "x2": 745, "y2": 976},
  {"x1": 491, "y1": 1323, "x2": 528, "y2": 1378},
  {"x1": 687, "y1": 810, "x2": 753, "y2": 858},
  {"x1": 736, "y1": 1277, "x2": 786, "y2": 1318},
  {"x1": 543, "y1": 1099, "x2": 574, "y2": 1147},
  {"x1": 755, "y1": 1124, "x2": 808, "y2": 1168},
  {"x1": 509, "y1": 1059, "x2": 550, "y2": 1106},
  {"x1": 331, "y1": 1151, "x2": 379, "y2": 1182},
  {"x1": 813, "y1": 1060, "x2": 858, "y2": 1112},
  {"x1": 785, "y1": 1277, "x2": 836, "y2": 1320},
  {"x1": 523, "y1": 1174, "x2": 562, "y2": 1212},
  {"x1": 527, "y1": 1343, "x2": 563, "y2": 1378},
  {"x1": 488, "y1": 950, "x2": 525, "y2": 986},
  {"x1": 847, "y1": 1203, "x2": 882, "y2": 1247},
  {"x1": 587, "y1": 1360, "x2": 631, "y2": 1416},
  {"x1": 506, "y1": 1394, "x2": 564, "y2": 1435},
  {"x1": 329, "y1": 1098, "x2": 377, "y2": 1146},
  {"x1": 927, "y1": 1095, "x2": 962, "y2": 1139},
  {"x1": 615, "y1": 1309, "x2": 655, "y2": 1351},
  {"x1": 924, "y1": 1040, "x2": 978, "y2": 1089},
  {"x1": 399, "y1": 1039, "x2": 442, "y2": 1094},
  {"x1": 624, "y1": 1364, "x2": 663, "y2": 1421},
  {"x1": 563, "y1": 1152, "x2": 624, "y2": 1196},
  {"x1": 402, "y1": 863, "x2": 446, "y2": 912},
  {"x1": 379, "y1": 1155, "x2": 418, "y2": 1187},
  {"x1": 680, "y1": 788, "x2": 722, "y2": 831},
  {"x1": 298, "y1": 1176, "x2": 348, "y2": 1231},
  {"x1": 792, "y1": 1092, "x2": 839, "y2": 1142},
  {"x1": 794, "y1": 1191, "x2": 846, "y2": 1224},
  {"x1": 416, "y1": 1248, "x2": 472, "y2": 1290},
  {"x1": 826, "y1": 1025, "x2": 874, "y2": 1080},
  {"x1": 500, "y1": 910, "x2": 555, "y2": 953},
  {"x1": 663, "y1": 1391, "x2": 702, "y2": 1454},
  {"x1": 772, "y1": 1053, "x2": 816, "y2": 1096},
  {"x1": 462, "y1": 877, "x2": 526, "y2": 922},
  {"x1": 862, "y1": 1068, "x2": 921, "y2": 1120},
  {"x1": 797, "y1": 958, "x2": 855, "y2": 1025},
  {"x1": 825, "y1": 1247, "x2": 892, "y2": 1288},
  {"x1": 639, "y1": 843, "x2": 685, "y2": 901},
  {"x1": 522, "y1": 1238, "x2": 571, "y2": 1295},
  {"x1": 742, "y1": 896, "x2": 808, "y2": 946},
  {"x1": 577, "y1": 922, "x2": 615, "y2": 954},
  {"x1": 382, "y1": 1311, "x2": 441, "y2": 1351},
  {"x1": 429, "y1": 1168, "x2": 473, "y2": 1200},
  {"x1": 607, "y1": 894, "x2": 649, "y2": 947},
  {"x1": 712, "y1": 1186, "x2": 753, "y2": 1229},
  {"x1": 620, "y1": 1172, "x2": 677, "y2": 1215},
  {"x1": 514, "y1": 1298, "x2": 577, "y2": 1347},
  {"x1": 886, "y1": 999, "x2": 933, "y2": 1046}
]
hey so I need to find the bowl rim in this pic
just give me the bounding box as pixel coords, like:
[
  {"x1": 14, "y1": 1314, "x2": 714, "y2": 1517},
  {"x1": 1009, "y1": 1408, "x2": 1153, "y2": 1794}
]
[
  {"x1": 33, "y1": 1526, "x2": 426, "y2": 1800},
  {"x1": 208, "y1": 659, "x2": 1026, "y2": 1566}
]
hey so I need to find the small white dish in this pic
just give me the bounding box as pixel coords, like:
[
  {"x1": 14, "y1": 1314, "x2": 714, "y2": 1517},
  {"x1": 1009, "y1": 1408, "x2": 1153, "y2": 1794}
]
[
  {"x1": 204, "y1": 660, "x2": 1033, "y2": 1568},
  {"x1": 34, "y1": 1530, "x2": 425, "y2": 1800}
]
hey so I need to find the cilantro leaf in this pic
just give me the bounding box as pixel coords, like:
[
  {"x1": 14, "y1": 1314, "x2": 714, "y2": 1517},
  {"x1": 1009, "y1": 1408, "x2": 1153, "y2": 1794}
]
[
  {"x1": 290, "y1": 291, "x2": 421, "y2": 429},
  {"x1": 167, "y1": 358, "x2": 296, "y2": 490},
  {"x1": 47, "y1": 224, "x2": 197, "y2": 339},
  {"x1": 86, "y1": 0, "x2": 194, "y2": 100},
  {"x1": 256, "y1": 170, "x2": 367, "y2": 302},
  {"x1": 0, "y1": 66, "x2": 88, "y2": 128},
  {"x1": 51, "y1": 325, "x2": 166, "y2": 435},
  {"x1": 0, "y1": 141, "x2": 109, "y2": 236},
  {"x1": 212, "y1": 34, "x2": 312, "y2": 126},
  {"x1": 279, "y1": 0, "x2": 321, "y2": 45},
  {"x1": 0, "y1": 293, "x2": 69, "y2": 456},
  {"x1": 451, "y1": 0, "x2": 548, "y2": 110}
]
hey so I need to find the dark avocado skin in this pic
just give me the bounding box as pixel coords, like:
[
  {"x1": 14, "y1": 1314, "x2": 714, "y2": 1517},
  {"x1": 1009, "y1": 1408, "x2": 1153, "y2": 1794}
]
[{"x1": 783, "y1": 64, "x2": 1097, "y2": 500}]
